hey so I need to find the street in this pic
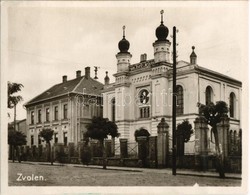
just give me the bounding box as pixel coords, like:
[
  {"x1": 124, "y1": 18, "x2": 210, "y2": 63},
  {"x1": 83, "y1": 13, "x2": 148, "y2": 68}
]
[{"x1": 9, "y1": 162, "x2": 241, "y2": 186}]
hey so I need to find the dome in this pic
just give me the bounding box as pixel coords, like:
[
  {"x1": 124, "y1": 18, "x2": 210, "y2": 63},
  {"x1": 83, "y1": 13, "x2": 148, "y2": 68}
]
[
  {"x1": 155, "y1": 10, "x2": 169, "y2": 41},
  {"x1": 190, "y1": 46, "x2": 197, "y2": 57},
  {"x1": 118, "y1": 26, "x2": 130, "y2": 53},
  {"x1": 118, "y1": 37, "x2": 130, "y2": 53},
  {"x1": 156, "y1": 24, "x2": 169, "y2": 41}
]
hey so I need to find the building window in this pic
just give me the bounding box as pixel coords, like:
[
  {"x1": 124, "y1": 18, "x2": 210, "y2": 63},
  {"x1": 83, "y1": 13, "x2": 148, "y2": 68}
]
[
  {"x1": 63, "y1": 132, "x2": 67, "y2": 146},
  {"x1": 31, "y1": 135, "x2": 34, "y2": 145},
  {"x1": 111, "y1": 98, "x2": 115, "y2": 122},
  {"x1": 63, "y1": 104, "x2": 68, "y2": 119},
  {"x1": 46, "y1": 108, "x2": 50, "y2": 122},
  {"x1": 205, "y1": 86, "x2": 213, "y2": 105},
  {"x1": 54, "y1": 106, "x2": 58, "y2": 121},
  {"x1": 38, "y1": 109, "x2": 42, "y2": 123},
  {"x1": 230, "y1": 92, "x2": 236, "y2": 118},
  {"x1": 38, "y1": 135, "x2": 41, "y2": 145},
  {"x1": 31, "y1": 111, "x2": 34, "y2": 124},
  {"x1": 176, "y1": 85, "x2": 184, "y2": 115},
  {"x1": 54, "y1": 133, "x2": 58, "y2": 144},
  {"x1": 138, "y1": 89, "x2": 150, "y2": 118},
  {"x1": 139, "y1": 107, "x2": 150, "y2": 118}
]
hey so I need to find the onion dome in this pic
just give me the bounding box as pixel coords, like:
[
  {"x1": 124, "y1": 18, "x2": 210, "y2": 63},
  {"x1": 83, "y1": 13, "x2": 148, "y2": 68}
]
[
  {"x1": 190, "y1": 46, "x2": 197, "y2": 64},
  {"x1": 104, "y1": 71, "x2": 110, "y2": 85},
  {"x1": 118, "y1": 26, "x2": 130, "y2": 53},
  {"x1": 155, "y1": 10, "x2": 169, "y2": 41},
  {"x1": 190, "y1": 46, "x2": 197, "y2": 57}
]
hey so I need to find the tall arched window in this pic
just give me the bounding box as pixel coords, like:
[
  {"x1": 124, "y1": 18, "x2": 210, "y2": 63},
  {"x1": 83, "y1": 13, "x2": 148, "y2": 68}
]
[
  {"x1": 176, "y1": 85, "x2": 184, "y2": 115},
  {"x1": 229, "y1": 92, "x2": 236, "y2": 118},
  {"x1": 111, "y1": 98, "x2": 116, "y2": 122},
  {"x1": 205, "y1": 86, "x2": 213, "y2": 105}
]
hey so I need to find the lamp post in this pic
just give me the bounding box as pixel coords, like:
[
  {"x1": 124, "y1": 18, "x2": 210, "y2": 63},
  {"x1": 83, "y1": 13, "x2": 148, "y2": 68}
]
[{"x1": 172, "y1": 26, "x2": 177, "y2": 175}]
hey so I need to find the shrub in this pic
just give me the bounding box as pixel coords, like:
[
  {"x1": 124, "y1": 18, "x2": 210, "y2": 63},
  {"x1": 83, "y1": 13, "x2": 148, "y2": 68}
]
[
  {"x1": 81, "y1": 146, "x2": 92, "y2": 165},
  {"x1": 56, "y1": 151, "x2": 68, "y2": 163}
]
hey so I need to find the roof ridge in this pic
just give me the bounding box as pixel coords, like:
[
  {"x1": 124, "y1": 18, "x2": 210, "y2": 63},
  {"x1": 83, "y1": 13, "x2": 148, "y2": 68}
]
[{"x1": 72, "y1": 76, "x2": 86, "y2": 93}]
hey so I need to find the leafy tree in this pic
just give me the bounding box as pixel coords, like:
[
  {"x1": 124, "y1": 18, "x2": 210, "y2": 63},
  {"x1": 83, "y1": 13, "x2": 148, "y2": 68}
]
[
  {"x1": 8, "y1": 130, "x2": 27, "y2": 162},
  {"x1": 134, "y1": 128, "x2": 150, "y2": 142},
  {"x1": 8, "y1": 82, "x2": 23, "y2": 122},
  {"x1": 39, "y1": 128, "x2": 54, "y2": 165},
  {"x1": 84, "y1": 116, "x2": 119, "y2": 169},
  {"x1": 197, "y1": 101, "x2": 229, "y2": 178},
  {"x1": 176, "y1": 120, "x2": 193, "y2": 156}
]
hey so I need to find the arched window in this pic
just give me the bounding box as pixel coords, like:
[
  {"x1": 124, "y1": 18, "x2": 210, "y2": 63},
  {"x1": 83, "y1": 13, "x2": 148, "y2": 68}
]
[
  {"x1": 229, "y1": 92, "x2": 236, "y2": 118},
  {"x1": 111, "y1": 98, "x2": 116, "y2": 122},
  {"x1": 205, "y1": 86, "x2": 213, "y2": 105},
  {"x1": 176, "y1": 85, "x2": 184, "y2": 115}
]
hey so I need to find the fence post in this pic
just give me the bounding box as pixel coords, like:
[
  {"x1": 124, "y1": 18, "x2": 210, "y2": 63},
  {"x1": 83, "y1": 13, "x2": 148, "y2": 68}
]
[
  {"x1": 194, "y1": 117, "x2": 209, "y2": 171},
  {"x1": 217, "y1": 116, "x2": 230, "y2": 169},
  {"x1": 120, "y1": 138, "x2": 128, "y2": 159},
  {"x1": 217, "y1": 116, "x2": 230, "y2": 159},
  {"x1": 157, "y1": 118, "x2": 169, "y2": 168}
]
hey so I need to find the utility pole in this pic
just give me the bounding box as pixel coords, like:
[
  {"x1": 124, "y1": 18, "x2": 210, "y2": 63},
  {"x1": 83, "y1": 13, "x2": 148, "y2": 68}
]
[{"x1": 172, "y1": 26, "x2": 177, "y2": 176}]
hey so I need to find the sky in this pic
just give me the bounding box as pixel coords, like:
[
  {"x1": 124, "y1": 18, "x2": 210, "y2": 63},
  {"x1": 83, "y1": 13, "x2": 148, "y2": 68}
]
[{"x1": 3, "y1": 1, "x2": 248, "y2": 122}]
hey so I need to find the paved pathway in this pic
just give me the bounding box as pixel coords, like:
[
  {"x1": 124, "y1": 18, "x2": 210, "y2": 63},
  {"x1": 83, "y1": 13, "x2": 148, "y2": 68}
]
[{"x1": 9, "y1": 161, "x2": 241, "y2": 186}]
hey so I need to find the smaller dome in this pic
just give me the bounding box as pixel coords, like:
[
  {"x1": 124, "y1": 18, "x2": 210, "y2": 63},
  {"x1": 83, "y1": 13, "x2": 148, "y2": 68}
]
[
  {"x1": 190, "y1": 46, "x2": 197, "y2": 57},
  {"x1": 118, "y1": 37, "x2": 130, "y2": 53}
]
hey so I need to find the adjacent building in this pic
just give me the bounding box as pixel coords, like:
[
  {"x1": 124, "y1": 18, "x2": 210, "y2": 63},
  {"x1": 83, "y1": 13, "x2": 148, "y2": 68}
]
[
  {"x1": 102, "y1": 11, "x2": 242, "y2": 154},
  {"x1": 24, "y1": 67, "x2": 103, "y2": 146}
]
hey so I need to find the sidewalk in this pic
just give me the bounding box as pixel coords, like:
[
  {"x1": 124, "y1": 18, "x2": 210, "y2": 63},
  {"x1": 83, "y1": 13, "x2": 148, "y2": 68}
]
[{"x1": 13, "y1": 160, "x2": 242, "y2": 180}]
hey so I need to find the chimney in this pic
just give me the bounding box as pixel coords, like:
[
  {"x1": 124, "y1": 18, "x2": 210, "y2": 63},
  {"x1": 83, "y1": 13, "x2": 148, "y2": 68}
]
[
  {"x1": 76, "y1": 70, "x2": 81, "y2": 78},
  {"x1": 140, "y1": 53, "x2": 147, "y2": 62},
  {"x1": 85, "y1": 67, "x2": 90, "y2": 79},
  {"x1": 62, "y1": 75, "x2": 67, "y2": 83}
]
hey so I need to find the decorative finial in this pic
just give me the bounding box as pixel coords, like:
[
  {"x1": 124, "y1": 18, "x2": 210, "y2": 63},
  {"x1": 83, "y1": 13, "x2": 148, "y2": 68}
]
[
  {"x1": 160, "y1": 10, "x2": 164, "y2": 24},
  {"x1": 105, "y1": 71, "x2": 108, "y2": 75},
  {"x1": 123, "y1": 25, "x2": 126, "y2": 38},
  {"x1": 192, "y1": 46, "x2": 195, "y2": 51}
]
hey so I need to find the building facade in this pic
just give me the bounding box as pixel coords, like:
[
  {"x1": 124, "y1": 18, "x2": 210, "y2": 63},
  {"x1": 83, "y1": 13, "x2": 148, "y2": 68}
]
[
  {"x1": 24, "y1": 67, "x2": 103, "y2": 146},
  {"x1": 102, "y1": 12, "x2": 242, "y2": 154}
]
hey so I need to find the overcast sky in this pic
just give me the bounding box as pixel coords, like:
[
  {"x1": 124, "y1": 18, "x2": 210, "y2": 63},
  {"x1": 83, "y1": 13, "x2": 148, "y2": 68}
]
[{"x1": 3, "y1": 1, "x2": 248, "y2": 121}]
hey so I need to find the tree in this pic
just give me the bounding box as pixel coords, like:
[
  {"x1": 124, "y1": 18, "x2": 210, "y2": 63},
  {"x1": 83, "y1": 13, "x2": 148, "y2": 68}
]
[
  {"x1": 84, "y1": 116, "x2": 119, "y2": 169},
  {"x1": 176, "y1": 120, "x2": 193, "y2": 156},
  {"x1": 8, "y1": 81, "x2": 23, "y2": 162},
  {"x1": 8, "y1": 82, "x2": 23, "y2": 124},
  {"x1": 39, "y1": 128, "x2": 54, "y2": 165},
  {"x1": 197, "y1": 101, "x2": 229, "y2": 178},
  {"x1": 8, "y1": 130, "x2": 27, "y2": 162},
  {"x1": 134, "y1": 128, "x2": 150, "y2": 142}
]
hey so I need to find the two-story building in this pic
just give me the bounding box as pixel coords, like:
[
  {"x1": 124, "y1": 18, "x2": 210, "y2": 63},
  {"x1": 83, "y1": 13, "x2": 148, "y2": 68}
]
[
  {"x1": 24, "y1": 67, "x2": 103, "y2": 146},
  {"x1": 102, "y1": 11, "x2": 242, "y2": 154}
]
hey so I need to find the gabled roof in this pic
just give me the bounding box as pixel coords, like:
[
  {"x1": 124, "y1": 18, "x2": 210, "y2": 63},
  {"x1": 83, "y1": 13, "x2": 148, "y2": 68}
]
[{"x1": 25, "y1": 76, "x2": 104, "y2": 106}]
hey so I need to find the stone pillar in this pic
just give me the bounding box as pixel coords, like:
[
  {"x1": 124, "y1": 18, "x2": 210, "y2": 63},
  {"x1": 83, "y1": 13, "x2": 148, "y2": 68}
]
[
  {"x1": 157, "y1": 118, "x2": 169, "y2": 168},
  {"x1": 120, "y1": 138, "x2": 128, "y2": 159},
  {"x1": 194, "y1": 117, "x2": 209, "y2": 170},
  {"x1": 217, "y1": 116, "x2": 230, "y2": 159}
]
